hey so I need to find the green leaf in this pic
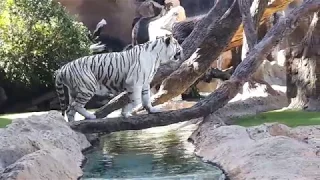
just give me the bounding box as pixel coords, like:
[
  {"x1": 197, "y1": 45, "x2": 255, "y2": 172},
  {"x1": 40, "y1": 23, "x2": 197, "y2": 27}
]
[{"x1": 0, "y1": 0, "x2": 90, "y2": 88}]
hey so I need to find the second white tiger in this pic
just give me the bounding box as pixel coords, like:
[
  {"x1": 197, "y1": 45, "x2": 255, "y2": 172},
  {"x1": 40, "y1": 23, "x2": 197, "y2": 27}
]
[{"x1": 54, "y1": 35, "x2": 183, "y2": 122}]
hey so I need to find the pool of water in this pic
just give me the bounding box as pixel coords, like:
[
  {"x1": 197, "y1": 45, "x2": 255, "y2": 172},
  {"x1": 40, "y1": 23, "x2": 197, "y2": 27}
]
[{"x1": 81, "y1": 122, "x2": 224, "y2": 180}]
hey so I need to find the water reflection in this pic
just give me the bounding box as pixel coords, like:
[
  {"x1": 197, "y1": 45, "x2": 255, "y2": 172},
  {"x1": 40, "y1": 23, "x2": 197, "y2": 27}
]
[{"x1": 82, "y1": 122, "x2": 222, "y2": 180}]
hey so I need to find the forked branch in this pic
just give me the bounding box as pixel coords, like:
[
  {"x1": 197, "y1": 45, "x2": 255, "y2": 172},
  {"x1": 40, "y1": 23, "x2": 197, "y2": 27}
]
[{"x1": 70, "y1": 0, "x2": 320, "y2": 134}]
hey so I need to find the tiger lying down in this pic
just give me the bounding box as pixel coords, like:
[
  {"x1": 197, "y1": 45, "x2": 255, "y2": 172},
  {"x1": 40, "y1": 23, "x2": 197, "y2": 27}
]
[{"x1": 54, "y1": 34, "x2": 183, "y2": 122}]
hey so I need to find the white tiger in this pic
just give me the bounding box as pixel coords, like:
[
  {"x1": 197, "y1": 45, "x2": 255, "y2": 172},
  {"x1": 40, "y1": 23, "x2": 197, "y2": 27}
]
[{"x1": 54, "y1": 34, "x2": 182, "y2": 122}]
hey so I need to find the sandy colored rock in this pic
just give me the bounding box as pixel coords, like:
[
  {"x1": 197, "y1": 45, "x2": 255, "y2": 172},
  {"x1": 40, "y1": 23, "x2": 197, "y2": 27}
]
[
  {"x1": 0, "y1": 111, "x2": 91, "y2": 179},
  {"x1": 191, "y1": 123, "x2": 320, "y2": 180},
  {"x1": 0, "y1": 149, "x2": 81, "y2": 180},
  {"x1": 291, "y1": 125, "x2": 320, "y2": 147}
]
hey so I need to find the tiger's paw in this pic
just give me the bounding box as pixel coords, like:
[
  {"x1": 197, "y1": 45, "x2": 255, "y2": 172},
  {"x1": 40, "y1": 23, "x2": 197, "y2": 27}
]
[
  {"x1": 121, "y1": 112, "x2": 133, "y2": 118},
  {"x1": 147, "y1": 107, "x2": 162, "y2": 114}
]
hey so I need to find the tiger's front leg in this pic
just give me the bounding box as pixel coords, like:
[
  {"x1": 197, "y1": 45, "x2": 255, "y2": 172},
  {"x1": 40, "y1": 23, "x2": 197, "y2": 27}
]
[
  {"x1": 121, "y1": 87, "x2": 142, "y2": 118},
  {"x1": 142, "y1": 84, "x2": 162, "y2": 114}
]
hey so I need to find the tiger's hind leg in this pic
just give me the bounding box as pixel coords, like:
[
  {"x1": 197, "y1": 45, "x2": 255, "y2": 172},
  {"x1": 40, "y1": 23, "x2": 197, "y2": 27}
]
[
  {"x1": 71, "y1": 93, "x2": 96, "y2": 119},
  {"x1": 72, "y1": 91, "x2": 97, "y2": 120},
  {"x1": 70, "y1": 75, "x2": 98, "y2": 120},
  {"x1": 66, "y1": 91, "x2": 76, "y2": 122}
]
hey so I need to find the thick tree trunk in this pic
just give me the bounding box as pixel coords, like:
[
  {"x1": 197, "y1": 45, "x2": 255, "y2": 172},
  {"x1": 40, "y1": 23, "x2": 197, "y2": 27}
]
[
  {"x1": 70, "y1": 0, "x2": 320, "y2": 134},
  {"x1": 94, "y1": 0, "x2": 300, "y2": 119},
  {"x1": 287, "y1": 11, "x2": 320, "y2": 110},
  {"x1": 151, "y1": 0, "x2": 241, "y2": 105}
]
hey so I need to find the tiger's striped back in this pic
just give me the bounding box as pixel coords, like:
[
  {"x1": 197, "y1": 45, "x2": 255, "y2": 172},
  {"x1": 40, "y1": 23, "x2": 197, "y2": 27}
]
[{"x1": 54, "y1": 35, "x2": 182, "y2": 121}]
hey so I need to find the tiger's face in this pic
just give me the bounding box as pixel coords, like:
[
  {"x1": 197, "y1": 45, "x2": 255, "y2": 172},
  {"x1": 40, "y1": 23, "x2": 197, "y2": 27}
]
[{"x1": 159, "y1": 34, "x2": 183, "y2": 64}]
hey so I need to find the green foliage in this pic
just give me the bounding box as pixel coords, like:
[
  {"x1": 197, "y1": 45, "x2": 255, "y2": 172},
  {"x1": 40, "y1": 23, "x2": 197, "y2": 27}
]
[
  {"x1": 0, "y1": 0, "x2": 90, "y2": 88},
  {"x1": 234, "y1": 110, "x2": 320, "y2": 127}
]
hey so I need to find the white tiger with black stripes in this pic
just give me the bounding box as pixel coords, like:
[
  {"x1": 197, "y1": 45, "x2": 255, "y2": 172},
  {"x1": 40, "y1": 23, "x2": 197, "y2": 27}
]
[{"x1": 54, "y1": 34, "x2": 182, "y2": 122}]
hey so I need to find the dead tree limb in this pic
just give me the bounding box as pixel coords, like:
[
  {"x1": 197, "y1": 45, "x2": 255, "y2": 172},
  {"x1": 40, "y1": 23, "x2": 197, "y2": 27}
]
[
  {"x1": 180, "y1": 0, "x2": 237, "y2": 62},
  {"x1": 94, "y1": 0, "x2": 239, "y2": 118},
  {"x1": 94, "y1": 92, "x2": 129, "y2": 118},
  {"x1": 240, "y1": 0, "x2": 279, "y2": 94},
  {"x1": 148, "y1": 0, "x2": 247, "y2": 105},
  {"x1": 201, "y1": 67, "x2": 234, "y2": 82},
  {"x1": 70, "y1": 0, "x2": 320, "y2": 134},
  {"x1": 94, "y1": 0, "x2": 297, "y2": 118},
  {"x1": 240, "y1": 0, "x2": 268, "y2": 59},
  {"x1": 239, "y1": 0, "x2": 262, "y2": 51}
]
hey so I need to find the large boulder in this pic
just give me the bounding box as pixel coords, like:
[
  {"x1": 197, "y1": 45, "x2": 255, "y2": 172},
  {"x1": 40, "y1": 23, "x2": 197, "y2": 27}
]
[
  {"x1": 55, "y1": 0, "x2": 217, "y2": 44},
  {"x1": 0, "y1": 111, "x2": 91, "y2": 180},
  {"x1": 191, "y1": 123, "x2": 320, "y2": 180},
  {"x1": 0, "y1": 149, "x2": 81, "y2": 180}
]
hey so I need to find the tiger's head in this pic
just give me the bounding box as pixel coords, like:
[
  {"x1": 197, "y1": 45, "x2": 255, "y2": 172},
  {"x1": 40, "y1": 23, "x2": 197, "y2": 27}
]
[{"x1": 157, "y1": 34, "x2": 183, "y2": 64}]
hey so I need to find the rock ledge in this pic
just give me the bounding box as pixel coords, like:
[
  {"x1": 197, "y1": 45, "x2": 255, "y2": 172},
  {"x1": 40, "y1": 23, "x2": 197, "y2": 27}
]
[
  {"x1": 0, "y1": 111, "x2": 91, "y2": 180},
  {"x1": 191, "y1": 123, "x2": 320, "y2": 180}
]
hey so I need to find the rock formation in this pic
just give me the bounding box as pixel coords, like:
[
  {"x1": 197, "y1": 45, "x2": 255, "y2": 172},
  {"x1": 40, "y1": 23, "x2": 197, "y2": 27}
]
[
  {"x1": 55, "y1": 0, "x2": 216, "y2": 44},
  {"x1": 191, "y1": 123, "x2": 320, "y2": 180},
  {"x1": 0, "y1": 111, "x2": 91, "y2": 180}
]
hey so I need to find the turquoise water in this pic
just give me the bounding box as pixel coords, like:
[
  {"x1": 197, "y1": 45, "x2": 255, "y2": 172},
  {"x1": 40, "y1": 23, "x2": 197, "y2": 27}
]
[{"x1": 82, "y1": 123, "x2": 223, "y2": 180}]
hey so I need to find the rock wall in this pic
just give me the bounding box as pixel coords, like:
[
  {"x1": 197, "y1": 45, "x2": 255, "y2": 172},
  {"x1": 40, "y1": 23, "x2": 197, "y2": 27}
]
[
  {"x1": 55, "y1": 0, "x2": 216, "y2": 44},
  {"x1": 0, "y1": 111, "x2": 91, "y2": 180},
  {"x1": 56, "y1": 0, "x2": 137, "y2": 44}
]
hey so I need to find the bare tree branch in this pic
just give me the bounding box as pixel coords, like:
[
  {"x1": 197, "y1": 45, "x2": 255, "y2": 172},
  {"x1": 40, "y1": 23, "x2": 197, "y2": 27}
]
[
  {"x1": 70, "y1": 0, "x2": 320, "y2": 134},
  {"x1": 239, "y1": 0, "x2": 275, "y2": 93},
  {"x1": 151, "y1": 0, "x2": 238, "y2": 87},
  {"x1": 148, "y1": 0, "x2": 253, "y2": 106},
  {"x1": 94, "y1": 92, "x2": 129, "y2": 118},
  {"x1": 94, "y1": 0, "x2": 297, "y2": 119},
  {"x1": 94, "y1": 0, "x2": 240, "y2": 118},
  {"x1": 181, "y1": 0, "x2": 237, "y2": 61},
  {"x1": 302, "y1": 11, "x2": 319, "y2": 47},
  {"x1": 240, "y1": 0, "x2": 268, "y2": 59},
  {"x1": 239, "y1": 0, "x2": 259, "y2": 50}
]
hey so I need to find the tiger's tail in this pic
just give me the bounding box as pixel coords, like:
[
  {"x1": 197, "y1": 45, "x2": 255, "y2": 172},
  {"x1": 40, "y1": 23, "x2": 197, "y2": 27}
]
[{"x1": 54, "y1": 70, "x2": 67, "y2": 116}]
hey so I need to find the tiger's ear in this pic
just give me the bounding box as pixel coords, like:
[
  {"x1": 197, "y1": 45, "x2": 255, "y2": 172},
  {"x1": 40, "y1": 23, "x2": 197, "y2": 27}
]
[{"x1": 165, "y1": 35, "x2": 171, "y2": 46}]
